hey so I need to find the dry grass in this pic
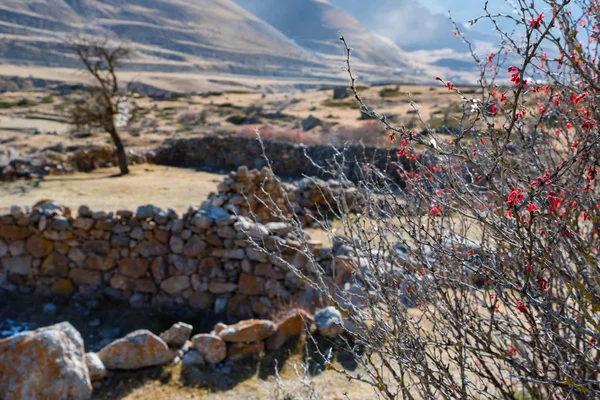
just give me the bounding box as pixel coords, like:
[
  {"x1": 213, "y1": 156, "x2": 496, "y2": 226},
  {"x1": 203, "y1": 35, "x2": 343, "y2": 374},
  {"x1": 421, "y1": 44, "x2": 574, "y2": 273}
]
[{"x1": 0, "y1": 165, "x2": 224, "y2": 214}]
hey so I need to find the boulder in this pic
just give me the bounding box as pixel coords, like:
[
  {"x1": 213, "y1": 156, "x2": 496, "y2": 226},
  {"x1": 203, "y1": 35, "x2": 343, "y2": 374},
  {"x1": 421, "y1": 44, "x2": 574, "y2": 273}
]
[
  {"x1": 314, "y1": 307, "x2": 344, "y2": 338},
  {"x1": 333, "y1": 86, "x2": 350, "y2": 100},
  {"x1": 218, "y1": 319, "x2": 276, "y2": 343},
  {"x1": 85, "y1": 353, "x2": 107, "y2": 381},
  {"x1": 0, "y1": 322, "x2": 92, "y2": 400},
  {"x1": 266, "y1": 310, "x2": 312, "y2": 350},
  {"x1": 182, "y1": 350, "x2": 205, "y2": 366},
  {"x1": 98, "y1": 330, "x2": 173, "y2": 370},
  {"x1": 191, "y1": 334, "x2": 226, "y2": 364},
  {"x1": 227, "y1": 342, "x2": 264, "y2": 360},
  {"x1": 160, "y1": 322, "x2": 193, "y2": 348},
  {"x1": 302, "y1": 115, "x2": 323, "y2": 131}
]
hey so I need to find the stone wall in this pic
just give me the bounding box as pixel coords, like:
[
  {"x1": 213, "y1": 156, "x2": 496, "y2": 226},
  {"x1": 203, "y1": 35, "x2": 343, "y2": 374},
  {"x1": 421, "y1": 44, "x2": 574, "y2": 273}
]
[
  {"x1": 0, "y1": 200, "x2": 330, "y2": 319},
  {"x1": 201, "y1": 166, "x2": 361, "y2": 226},
  {"x1": 151, "y1": 135, "x2": 414, "y2": 183}
]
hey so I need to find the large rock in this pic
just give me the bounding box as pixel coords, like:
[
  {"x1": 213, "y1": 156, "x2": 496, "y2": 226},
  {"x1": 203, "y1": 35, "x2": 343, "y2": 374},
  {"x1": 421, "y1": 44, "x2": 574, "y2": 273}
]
[
  {"x1": 182, "y1": 350, "x2": 205, "y2": 366},
  {"x1": 0, "y1": 322, "x2": 92, "y2": 400},
  {"x1": 267, "y1": 310, "x2": 312, "y2": 350},
  {"x1": 85, "y1": 353, "x2": 107, "y2": 381},
  {"x1": 98, "y1": 330, "x2": 173, "y2": 370},
  {"x1": 160, "y1": 322, "x2": 193, "y2": 348},
  {"x1": 218, "y1": 319, "x2": 276, "y2": 343},
  {"x1": 191, "y1": 334, "x2": 226, "y2": 364},
  {"x1": 227, "y1": 342, "x2": 264, "y2": 360},
  {"x1": 314, "y1": 307, "x2": 344, "y2": 338}
]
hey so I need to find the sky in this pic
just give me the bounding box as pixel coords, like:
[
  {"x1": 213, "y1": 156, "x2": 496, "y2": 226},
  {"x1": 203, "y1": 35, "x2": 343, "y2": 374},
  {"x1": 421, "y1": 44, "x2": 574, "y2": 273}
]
[{"x1": 420, "y1": 0, "x2": 512, "y2": 21}]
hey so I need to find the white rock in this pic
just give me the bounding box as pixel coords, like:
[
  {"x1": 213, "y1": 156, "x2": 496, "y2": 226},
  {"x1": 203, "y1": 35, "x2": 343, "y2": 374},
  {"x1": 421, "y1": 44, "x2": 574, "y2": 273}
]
[
  {"x1": 314, "y1": 307, "x2": 344, "y2": 338},
  {"x1": 0, "y1": 322, "x2": 92, "y2": 400}
]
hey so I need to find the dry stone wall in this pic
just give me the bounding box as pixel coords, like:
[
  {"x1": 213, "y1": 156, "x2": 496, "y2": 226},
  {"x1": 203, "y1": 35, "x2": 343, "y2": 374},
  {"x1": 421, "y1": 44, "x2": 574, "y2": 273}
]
[
  {"x1": 201, "y1": 166, "x2": 361, "y2": 226},
  {"x1": 0, "y1": 199, "x2": 331, "y2": 318},
  {"x1": 151, "y1": 135, "x2": 414, "y2": 184}
]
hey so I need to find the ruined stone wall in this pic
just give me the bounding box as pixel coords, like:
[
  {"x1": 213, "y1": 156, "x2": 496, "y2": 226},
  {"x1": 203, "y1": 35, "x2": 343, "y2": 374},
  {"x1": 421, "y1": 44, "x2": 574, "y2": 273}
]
[
  {"x1": 0, "y1": 201, "x2": 329, "y2": 319},
  {"x1": 151, "y1": 135, "x2": 414, "y2": 183}
]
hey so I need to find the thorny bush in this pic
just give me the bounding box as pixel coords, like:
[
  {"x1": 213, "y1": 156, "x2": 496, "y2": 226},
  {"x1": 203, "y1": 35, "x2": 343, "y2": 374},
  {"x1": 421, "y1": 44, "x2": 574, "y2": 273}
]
[{"x1": 249, "y1": 0, "x2": 600, "y2": 399}]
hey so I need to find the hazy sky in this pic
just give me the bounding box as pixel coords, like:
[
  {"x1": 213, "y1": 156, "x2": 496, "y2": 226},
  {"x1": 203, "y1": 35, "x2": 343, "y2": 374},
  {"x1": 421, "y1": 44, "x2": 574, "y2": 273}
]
[{"x1": 420, "y1": 0, "x2": 511, "y2": 20}]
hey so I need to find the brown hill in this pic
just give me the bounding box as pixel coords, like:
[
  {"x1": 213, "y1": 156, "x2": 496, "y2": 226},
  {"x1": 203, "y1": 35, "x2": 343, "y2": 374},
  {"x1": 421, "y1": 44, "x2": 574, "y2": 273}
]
[{"x1": 0, "y1": 0, "x2": 325, "y2": 77}]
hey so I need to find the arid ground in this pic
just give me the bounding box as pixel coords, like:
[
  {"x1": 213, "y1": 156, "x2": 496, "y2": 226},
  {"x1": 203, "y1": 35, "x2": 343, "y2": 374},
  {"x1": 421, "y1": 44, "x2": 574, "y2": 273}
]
[{"x1": 0, "y1": 82, "x2": 469, "y2": 399}]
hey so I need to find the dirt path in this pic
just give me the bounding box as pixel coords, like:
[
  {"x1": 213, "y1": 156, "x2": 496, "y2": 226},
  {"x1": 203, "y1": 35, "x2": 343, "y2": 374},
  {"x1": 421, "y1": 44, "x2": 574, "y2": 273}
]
[{"x1": 0, "y1": 165, "x2": 224, "y2": 214}]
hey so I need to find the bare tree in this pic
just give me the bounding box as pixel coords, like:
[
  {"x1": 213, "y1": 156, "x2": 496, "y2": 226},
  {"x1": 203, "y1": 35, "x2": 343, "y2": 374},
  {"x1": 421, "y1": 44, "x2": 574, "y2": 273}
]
[
  {"x1": 246, "y1": 0, "x2": 600, "y2": 398},
  {"x1": 69, "y1": 38, "x2": 131, "y2": 175}
]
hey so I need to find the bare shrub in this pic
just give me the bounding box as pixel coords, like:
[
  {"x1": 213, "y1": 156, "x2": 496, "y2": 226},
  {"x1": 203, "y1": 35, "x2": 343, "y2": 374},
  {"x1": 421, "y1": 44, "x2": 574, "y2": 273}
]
[
  {"x1": 251, "y1": 1, "x2": 600, "y2": 398},
  {"x1": 329, "y1": 121, "x2": 386, "y2": 146}
]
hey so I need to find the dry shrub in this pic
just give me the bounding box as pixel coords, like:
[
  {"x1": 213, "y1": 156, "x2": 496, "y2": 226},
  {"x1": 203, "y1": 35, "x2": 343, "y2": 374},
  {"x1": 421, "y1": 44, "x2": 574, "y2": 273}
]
[{"x1": 236, "y1": 125, "x2": 324, "y2": 146}]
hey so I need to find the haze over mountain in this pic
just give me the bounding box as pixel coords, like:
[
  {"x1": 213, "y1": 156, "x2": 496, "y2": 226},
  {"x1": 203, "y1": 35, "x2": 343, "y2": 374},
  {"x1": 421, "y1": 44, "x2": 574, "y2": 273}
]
[
  {"x1": 233, "y1": 0, "x2": 411, "y2": 70},
  {"x1": 328, "y1": 0, "x2": 494, "y2": 52},
  {"x1": 0, "y1": 0, "x2": 488, "y2": 89}
]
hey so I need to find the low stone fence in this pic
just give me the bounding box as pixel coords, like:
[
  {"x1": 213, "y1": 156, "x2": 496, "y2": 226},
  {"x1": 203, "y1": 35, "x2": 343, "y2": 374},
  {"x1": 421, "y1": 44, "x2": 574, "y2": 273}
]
[
  {"x1": 202, "y1": 166, "x2": 361, "y2": 226},
  {"x1": 151, "y1": 135, "x2": 413, "y2": 182},
  {"x1": 0, "y1": 200, "x2": 330, "y2": 318}
]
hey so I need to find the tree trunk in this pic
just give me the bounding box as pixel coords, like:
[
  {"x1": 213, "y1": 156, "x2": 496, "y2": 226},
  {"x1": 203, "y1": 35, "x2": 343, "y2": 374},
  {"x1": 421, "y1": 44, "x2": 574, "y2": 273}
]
[{"x1": 108, "y1": 127, "x2": 129, "y2": 175}]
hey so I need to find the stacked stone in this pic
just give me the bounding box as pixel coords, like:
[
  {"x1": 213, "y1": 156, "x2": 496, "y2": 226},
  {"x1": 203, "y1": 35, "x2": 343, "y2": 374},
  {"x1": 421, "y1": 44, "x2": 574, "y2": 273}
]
[
  {"x1": 202, "y1": 166, "x2": 361, "y2": 226},
  {"x1": 294, "y1": 177, "x2": 361, "y2": 225},
  {"x1": 202, "y1": 166, "x2": 297, "y2": 223},
  {"x1": 0, "y1": 201, "x2": 329, "y2": 316}
]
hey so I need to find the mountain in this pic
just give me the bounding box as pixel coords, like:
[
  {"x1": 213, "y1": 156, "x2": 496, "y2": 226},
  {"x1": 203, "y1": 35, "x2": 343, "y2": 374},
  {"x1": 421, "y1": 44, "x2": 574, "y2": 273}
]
[
  {"x1": 0, "y1": 0, "x2": 483, "y2": 89},
  {"x1": 233, "y1": 0, "x2": 410, "y2": 70},
  {"x1": 0, "y1": 0, "x2": 324, "y2": 76}
]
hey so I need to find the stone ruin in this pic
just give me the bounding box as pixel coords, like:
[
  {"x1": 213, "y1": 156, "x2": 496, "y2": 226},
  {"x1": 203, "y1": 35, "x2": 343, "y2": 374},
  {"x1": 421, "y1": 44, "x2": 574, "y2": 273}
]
[
  {"x1": 202, "y1": 165, "x2": 361, "y2": 226},
  {"x1": 0, "y1": 305, "x2": 345, "y2": 399},
  {"x1": 0, "y1": 166, "x2": 424, "y2": 399},
  {"x1": 0, "y1": 166, "x2": 366, "y2": 319},
  {"x1": 0, "y1": 144, "x2": 147, "y2": 181}
]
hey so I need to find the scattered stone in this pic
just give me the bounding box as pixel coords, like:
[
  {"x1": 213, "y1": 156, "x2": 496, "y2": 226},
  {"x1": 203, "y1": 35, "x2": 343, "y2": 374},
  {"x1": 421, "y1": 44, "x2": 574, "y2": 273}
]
[
  {"x1": 227, "y1": 341, "x2": 264, "y2": 360},
  {"x1": 314, "y1": 307, "x2": 344, "y2": 338},
  {"x1": 160, "y1": 322, "x2": 193, "y2": 348},
  {"x1": 266, "y1": 310, "x2": 312, "y2": 350},
  {"x1": 86, "y1": 352, "x2": 107, "y2": 381},
  {"x1": 302, "y1": 115, "x2": 323, "y2": 131},
  {"x1": 191, "y1": 334, "x2": 227, "y2": 364},
  {"x1": 0, "y1": 322, "x2": 92, "y2": 400},
  {"x1": 98, "y1": 330, "x2": 173, "y2": 370},
  {"x1": 182, "y1": 350, "x2": 205, "y2": 366},
  {"x1": 218, "y1": 319, "x2": 276, "y2": 343}
]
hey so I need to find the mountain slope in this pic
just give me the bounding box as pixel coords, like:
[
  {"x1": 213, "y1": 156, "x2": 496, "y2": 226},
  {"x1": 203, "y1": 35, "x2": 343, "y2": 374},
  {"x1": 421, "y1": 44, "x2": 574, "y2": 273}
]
[
  {"x1": 0, "y1": 0, "x2": 323, "y2": 76},
  {"x1": 233, "y1": 0, "x2": 411, "y2": 69}
]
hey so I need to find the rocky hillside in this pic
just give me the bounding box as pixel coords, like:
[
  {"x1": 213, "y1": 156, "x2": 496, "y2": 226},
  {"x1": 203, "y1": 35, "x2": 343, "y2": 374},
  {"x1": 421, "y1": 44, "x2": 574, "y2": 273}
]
[
  {"x1": 0, "y1": 0, "x2": 482, "y2": 83},
  {"x1": 0, "y1": 0, "x2": 323, "y2": 76}
]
